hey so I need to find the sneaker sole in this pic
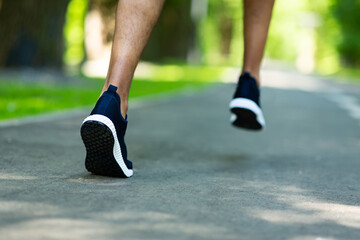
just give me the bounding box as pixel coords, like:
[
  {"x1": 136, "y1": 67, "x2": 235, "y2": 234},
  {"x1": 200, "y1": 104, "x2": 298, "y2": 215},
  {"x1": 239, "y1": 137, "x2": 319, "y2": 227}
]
[
  {"x1": 80, "y1": 114, "x2": 133, "y2": 178},
  {"x1": 229, "y1": 98, "x2": 265, "y2": 130}
]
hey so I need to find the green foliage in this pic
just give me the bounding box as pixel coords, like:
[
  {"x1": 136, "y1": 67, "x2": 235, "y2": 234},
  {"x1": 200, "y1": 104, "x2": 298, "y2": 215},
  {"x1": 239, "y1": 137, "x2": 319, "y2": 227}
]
[
  {"x1": 198, "y1": 0, "x2": 243, "y2": 65},
  {"x1": 302, "y1": 0, "x2": 341, "y2": 74},
  {"x1": 198, "y1": 0, "x2": 312, "y2": 64},
  {"x1": 200, "y1": 0, "x2": 360, "y2": 74},
  {"x1": 61, "y1": 0, "x2": 360, "y2": 75},
  {"x1": 266, "y1": 0, "x2": 304, "y2": 61},
  {"x1": 64, "y1": 0, "x2": 88, "y2": 66},
  {"x1": 332, "y1": 0, "x2": 360, "y2": 67}
]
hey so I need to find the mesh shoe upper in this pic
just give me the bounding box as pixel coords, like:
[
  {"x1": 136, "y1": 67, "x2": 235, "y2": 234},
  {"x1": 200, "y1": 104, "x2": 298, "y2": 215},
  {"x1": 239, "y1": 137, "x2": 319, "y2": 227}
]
[
  {"x1": 90, "y1": 85, "x2": 132, "y2": 169},
  {"x1": 233, "y1": 72, "x2": 260, "y2": 107}
]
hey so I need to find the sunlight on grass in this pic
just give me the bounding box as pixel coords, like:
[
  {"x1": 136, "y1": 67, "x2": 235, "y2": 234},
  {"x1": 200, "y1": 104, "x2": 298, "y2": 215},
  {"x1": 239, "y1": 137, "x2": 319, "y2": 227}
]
[
  {"x1": 134, "y1": 63, "x2": 227, "y2": 82},
  {"x1": 0, "y1": 76, "x2": 209, "y2": 121},
  {"x1": 0, "y1": 63, "x2": 230, "y2": 121},
  {"x1": 331, "y1": 67, "x2": 360, "y2": 83}
]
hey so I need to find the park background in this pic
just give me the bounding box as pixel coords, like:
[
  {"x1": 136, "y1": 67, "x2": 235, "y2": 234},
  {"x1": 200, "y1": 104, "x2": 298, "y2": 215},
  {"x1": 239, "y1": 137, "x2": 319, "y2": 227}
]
[{"x1": 0, "y1": 0, "x2": 359, "y2": 120}]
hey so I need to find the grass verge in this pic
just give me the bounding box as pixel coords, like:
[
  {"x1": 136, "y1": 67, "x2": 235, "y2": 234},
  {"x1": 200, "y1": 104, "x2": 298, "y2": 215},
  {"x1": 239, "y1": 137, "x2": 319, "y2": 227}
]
[
  {"x1": 330, "y1": 67, "x2": 360, "y2": 84},
  {"x1": 0, "y1": 76, "x2": 209, "y2": 121}
]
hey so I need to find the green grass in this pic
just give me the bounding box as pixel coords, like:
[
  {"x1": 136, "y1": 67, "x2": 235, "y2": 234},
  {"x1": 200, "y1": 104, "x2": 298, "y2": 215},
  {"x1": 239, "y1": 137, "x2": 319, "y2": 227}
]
[
  {"x1": 330, "y1": 67, "x2": 360, "y2": 84},
  {"x1": 0, "y1": 79, "x2": 208, "y2": 121},
  {"x1": 0, "y1": 63, "x2": 230, "y2": 121},
  {"x1": 135, "y1": 63, "x2": 228, "y2": 82},
  {"x1": 0, "y1": 76, "x2": 209, "y2": 121}
]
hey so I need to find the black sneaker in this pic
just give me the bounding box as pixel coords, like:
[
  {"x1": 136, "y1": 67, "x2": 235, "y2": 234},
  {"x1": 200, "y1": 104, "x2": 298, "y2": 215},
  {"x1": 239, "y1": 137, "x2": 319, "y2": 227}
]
[
  {"x1": 80, "y1": 85, "x2": 133, "y2": 177},
  {"x1": 229, "y1": 72, "x2": 265, "y2": 130}
]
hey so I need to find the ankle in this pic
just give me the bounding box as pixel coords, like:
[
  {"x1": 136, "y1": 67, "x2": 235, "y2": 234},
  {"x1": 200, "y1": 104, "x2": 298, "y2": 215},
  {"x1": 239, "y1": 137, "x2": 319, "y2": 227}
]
[
  {"x1": 120, "y1": 97, "x2": 128, "y2": 119},
  {"x1": 242, "y1": 69, "x2": 260, "y2": 87}
]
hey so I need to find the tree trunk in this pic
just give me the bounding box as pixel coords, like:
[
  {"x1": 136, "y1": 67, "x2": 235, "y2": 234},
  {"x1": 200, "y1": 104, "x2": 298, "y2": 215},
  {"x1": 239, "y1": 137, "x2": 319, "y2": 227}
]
[
  {"x1": 141, "y1": 0, "x2": 194, "y2": 62},
  {"x1": 0, "y1": 0, "x2": 70, "y2": 68}
]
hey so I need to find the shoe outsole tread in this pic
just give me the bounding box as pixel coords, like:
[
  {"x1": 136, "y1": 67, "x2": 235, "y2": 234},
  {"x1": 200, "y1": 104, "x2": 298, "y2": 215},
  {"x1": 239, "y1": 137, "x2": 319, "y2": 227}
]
[
  {"x1": 80, "y1": 120, "x2": 128, "y2": 177},
  {"x1": 231, "y1": 107, "x2": 262, "y2": 130}
]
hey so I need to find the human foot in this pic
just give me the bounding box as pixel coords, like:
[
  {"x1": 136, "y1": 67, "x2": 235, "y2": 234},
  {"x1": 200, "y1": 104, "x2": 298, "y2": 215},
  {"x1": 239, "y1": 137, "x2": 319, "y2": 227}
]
[
  {"x1": 81, "y1": 85, "x2": 133, "y2": 177},
  {"x1": 229, "y1": 72, "x2": 265, "y2": 130}
]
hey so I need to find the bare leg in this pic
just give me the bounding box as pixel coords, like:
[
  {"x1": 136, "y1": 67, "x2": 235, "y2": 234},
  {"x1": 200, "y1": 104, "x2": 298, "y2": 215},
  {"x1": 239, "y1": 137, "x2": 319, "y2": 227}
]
[
  {"x1": 242, "y1": 0, "x2": 275, "y2": 85},
  {"x1": 103, "y1": 0, "x2": 165, "y2": 118}
]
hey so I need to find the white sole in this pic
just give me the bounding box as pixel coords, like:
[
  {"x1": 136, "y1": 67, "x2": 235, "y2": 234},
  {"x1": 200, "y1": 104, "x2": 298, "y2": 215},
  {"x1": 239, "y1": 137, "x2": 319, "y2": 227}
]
[
  {"x1": 229, "y1": 98, "x2": 266, "y2": 128},
  {"x1": 82, "y1": 114, "x2": 133, "y2": 177}
]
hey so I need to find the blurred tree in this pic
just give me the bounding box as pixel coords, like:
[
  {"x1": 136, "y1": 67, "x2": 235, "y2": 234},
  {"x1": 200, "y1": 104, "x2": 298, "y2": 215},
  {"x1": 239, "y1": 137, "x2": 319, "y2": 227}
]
[
  {"x1": 88, "y1": 0, "x2": 117, "y2": 46},
  {"x1": 142, "y1": 0, "x2": 194, "y2": 62},
  {"x1": 64, "y1": 0, "x2": 88, "y2": 66},
  {"x1": 198, "y1": 0, "x2": 243, "y2": 65},
  {"x1": 332, "y1": 0, "x2": 360, "y2": 67},
  {"x1": 82, "y1": 0, "x2": 194, "y2": 63},
  {"x1": 0, "y1": 0, "x2": 70, "y2": 68},
  {"x1": 302, "y1": 0, "x2": 342, "y2": 74}
]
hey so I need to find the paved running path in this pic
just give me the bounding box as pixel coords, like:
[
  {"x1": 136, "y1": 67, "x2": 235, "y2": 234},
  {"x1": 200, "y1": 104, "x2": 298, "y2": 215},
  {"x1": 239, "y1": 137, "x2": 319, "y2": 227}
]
[{"x1": 1, "y1": 70, "x2": 360, "y2": 240}]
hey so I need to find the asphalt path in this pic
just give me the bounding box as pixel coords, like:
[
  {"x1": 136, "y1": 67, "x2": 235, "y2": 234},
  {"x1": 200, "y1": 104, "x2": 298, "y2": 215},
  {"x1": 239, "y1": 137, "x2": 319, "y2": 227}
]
[{"x1": 1, "y1": 70, "x2": 360, "y2": 240}]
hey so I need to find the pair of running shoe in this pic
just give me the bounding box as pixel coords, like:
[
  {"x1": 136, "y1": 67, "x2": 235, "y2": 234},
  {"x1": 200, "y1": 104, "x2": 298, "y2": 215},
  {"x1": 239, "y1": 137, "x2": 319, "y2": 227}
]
[{"x1": 80, "y1": 72, "x2": 265, "y2": 178}]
